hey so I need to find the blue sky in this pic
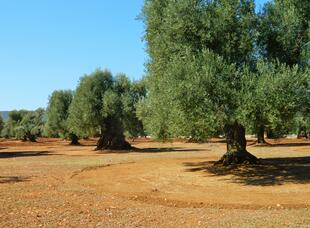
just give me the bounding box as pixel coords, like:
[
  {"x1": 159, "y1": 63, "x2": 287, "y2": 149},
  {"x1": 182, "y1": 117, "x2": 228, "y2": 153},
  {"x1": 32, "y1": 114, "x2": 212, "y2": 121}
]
[{"x1": 0, "y1": 0, "x2": 269, "y2": 110}]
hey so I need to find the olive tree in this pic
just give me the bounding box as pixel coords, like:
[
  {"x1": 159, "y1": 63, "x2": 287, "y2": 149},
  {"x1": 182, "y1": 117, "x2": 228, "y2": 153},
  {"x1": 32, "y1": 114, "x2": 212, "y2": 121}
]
[
  {"x1": 141, "y1": 0, "x2": 309, "y2": 165},
  {"x1": 258, "y1": 0, "x2": 309, "y2": 66},
  {"x1": 239, "y1": 62, "x2": 310, "y2": 143},
  {"x1": 122, "y1": 79, "x2": 147, "y2": 139},
  {"x1": 256, "y1": 0, "x2": 310, "y2": 140},
  {"x1": 141, "y1": 0, "x2": 258, "y2": 163},
  {"x1": 45, "y1": 90, "x2": 79, "y2": 145},
  {"x1": 68, "y1": 69, "x2": 143, "y2": 150},
  {"x1": 0, "y1": 115, "x2": 4, "y2": 137},
  {"x1": 15, "y1": 109, "x2": 46, "y2": 142},
  {"x1": 1, "y1": 110, "x2": 28, "y2": 139}
]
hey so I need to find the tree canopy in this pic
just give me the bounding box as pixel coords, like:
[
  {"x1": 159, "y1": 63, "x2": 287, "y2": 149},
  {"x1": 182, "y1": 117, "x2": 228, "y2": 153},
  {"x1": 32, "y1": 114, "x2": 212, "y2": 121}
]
[
  {"x1": 1, "y1": 110, "x2": 29, "y2": 139},
  {"x1": 68, "y1": 69, "x2": 145, "y2": 150},
  {"x1": 0, "y1": 115, "x2": 4, "y2": 136},
  {"x1": 1, "y1": 109, "x2": 45, "y2": 141},
  {"x1": 15, "y1": 109, "x2": 45, "y2": 142},
  {"x1": 258, "y1": 0, "x2": 310, "y2": 66},
  {"x1": 45, "y1": 90, "x2": 79, "y2": 145},
  {"x1": 140, "y1": 0, "x2": 310, "y2": 164},
  {"x1": 0, "y1": 0, "x2": 308, "y2": 161},
  {"x1": 255, "y1": 0, "x2": 310, "y2": 139}
]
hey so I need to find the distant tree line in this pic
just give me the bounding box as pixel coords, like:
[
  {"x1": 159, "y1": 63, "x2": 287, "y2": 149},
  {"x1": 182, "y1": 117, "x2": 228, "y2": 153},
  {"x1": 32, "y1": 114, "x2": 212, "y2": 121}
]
[
  {"x1": 0, "y1": 109, "x2": 45, "y2": 142},
  {"x1": 0, "y1": 70, "x2": 146, "y2": 150}
]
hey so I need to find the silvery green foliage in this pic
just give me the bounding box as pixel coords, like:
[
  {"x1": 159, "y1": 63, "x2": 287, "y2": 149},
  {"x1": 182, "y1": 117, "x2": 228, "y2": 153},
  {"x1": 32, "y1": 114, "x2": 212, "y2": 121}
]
[
  {"x1": 68, "y1": 70, "x2": 114, "y2": 138},
  {"x1": 68, "y1": 69, "x2": 145, "y2": 139},
  {"x1": 141, "y1": 0, "x2": 310, "y2": 141},
  {"x1": 0, "y1": 115, "x2": 4, "y2": 136},
  {"x1": 258, "y1": 0, "x2": 309, "y2": 66},
  {"x1": 237, "y1": 61, "x2": 310, "y2": 133},
  {"x1": 14, "y1": 109, "x2": 45, "y2": 141},
  {"x1": 45, "y1": 90, "x2": 74, "y2": 138},
  {"x1": 141, "y1": 0, "x2": 257, "y2": 140},
  {"x1": 1, "y1": 110, "x2": 28, "y2": 138}
]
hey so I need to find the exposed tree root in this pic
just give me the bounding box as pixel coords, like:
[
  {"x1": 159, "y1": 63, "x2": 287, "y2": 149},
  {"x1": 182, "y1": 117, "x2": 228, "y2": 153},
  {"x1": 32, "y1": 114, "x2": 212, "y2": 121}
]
[
  {"x1": 216, "y1": 150, "x2": 258, "y2": 166},
  {"x1": 95, "y1": 136, "x2": 132, "y2": 151}
]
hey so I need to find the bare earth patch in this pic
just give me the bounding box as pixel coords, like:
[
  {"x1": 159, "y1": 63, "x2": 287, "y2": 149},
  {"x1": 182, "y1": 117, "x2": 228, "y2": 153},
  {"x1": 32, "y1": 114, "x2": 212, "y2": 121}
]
[{"x1": 0, "y1": 138, "x2": 309, "y2": 227}]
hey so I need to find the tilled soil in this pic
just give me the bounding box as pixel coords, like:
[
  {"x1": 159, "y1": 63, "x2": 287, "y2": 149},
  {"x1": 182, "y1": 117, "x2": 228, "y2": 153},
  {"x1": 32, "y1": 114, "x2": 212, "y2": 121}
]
[{"x1": 0, "y1": 138, "x2": 309, "y2": 227}]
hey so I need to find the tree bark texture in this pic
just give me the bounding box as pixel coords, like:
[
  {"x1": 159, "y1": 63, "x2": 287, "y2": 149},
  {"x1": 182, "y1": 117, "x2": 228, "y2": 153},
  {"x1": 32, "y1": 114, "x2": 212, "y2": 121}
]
[
  {"x1": 69, "y1": 133, "x2": 80, "y2": 145},
  {"x1": 257, "y1": 125, "x2": 265, "y2": 144},
  {"x1": 217, "y1": 121, "x2": 257, "y2": 166},
  {"x1": 96, "y1": 118, "x2": 131, "y2": 150}
]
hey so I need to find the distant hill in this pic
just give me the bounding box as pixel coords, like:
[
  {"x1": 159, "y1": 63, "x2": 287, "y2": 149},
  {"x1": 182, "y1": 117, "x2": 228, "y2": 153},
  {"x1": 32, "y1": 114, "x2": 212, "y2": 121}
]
[{"x1": 0, "y1": 111, "x2": 10, "y2": 121}]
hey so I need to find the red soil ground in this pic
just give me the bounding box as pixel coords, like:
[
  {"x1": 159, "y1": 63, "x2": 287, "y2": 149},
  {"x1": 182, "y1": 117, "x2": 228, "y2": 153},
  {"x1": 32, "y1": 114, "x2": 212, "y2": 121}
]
[{"x1": 0, "y1": 137, "x2": 309, "y2": 227}]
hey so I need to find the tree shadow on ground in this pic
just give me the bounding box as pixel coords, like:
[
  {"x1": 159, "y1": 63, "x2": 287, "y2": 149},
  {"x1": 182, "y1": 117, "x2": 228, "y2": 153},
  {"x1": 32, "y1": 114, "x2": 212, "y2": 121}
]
[
  {"x1": 250, "y1": 141, "x2": 310, "y2": 147},
  {"x1": 98, "y1": 147, "x2": 205, "y2": 154},
  {"x1": 183, "y1": 156, "x2": 310, "y2": 186},
  {"x1": 0, "y1": 176, "x2": 31, "y2": 184},
  {"x1": 270, "y1": 142, "x2": 310, "y2": 147},
  {"x1": 0, "y1": 151, "x2": 59, "y2": 159},
  {"x1": 65, "y1": 143, "x2": 97, "y2": 147},
  {"x1": 205, "y1": 139, "x2": 257, "y2": 144}
]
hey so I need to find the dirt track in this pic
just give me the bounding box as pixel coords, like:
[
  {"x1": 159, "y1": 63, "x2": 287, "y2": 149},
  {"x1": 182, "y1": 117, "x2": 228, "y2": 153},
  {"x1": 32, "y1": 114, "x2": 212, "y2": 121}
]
[{"x1": 0, "y1": 138, "x2": 309, "y2": 227}]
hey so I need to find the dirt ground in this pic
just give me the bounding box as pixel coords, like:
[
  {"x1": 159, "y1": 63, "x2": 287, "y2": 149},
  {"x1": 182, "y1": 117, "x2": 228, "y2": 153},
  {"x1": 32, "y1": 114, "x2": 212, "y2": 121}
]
[{"x1": 0, "y1": 137, "x2": 309, "y2": 227}]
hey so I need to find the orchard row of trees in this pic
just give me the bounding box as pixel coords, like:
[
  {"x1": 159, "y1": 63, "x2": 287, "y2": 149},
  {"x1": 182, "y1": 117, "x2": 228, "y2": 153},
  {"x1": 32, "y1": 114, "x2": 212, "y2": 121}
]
[
  {"x1": 138, "y1": 0, "x2": 310, "y2": 164},
  {"x1": 0, "y1": 109, "x2": 45, "y2": 142},
  {"x1": 0, "y1": 0, "x2": 309, "y2": 165},
  {"x1": 0, "y1": 71, "x2": 146, "y2": 150}
]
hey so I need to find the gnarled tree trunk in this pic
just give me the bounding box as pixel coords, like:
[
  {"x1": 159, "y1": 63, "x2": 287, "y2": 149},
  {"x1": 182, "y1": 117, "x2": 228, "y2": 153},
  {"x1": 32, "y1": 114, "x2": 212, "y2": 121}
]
[
  {"x1": 256, "y1": 125, "x2": 265, "y2": 144},
  {"x1": 96, "y1": 118, "x2": 131, "y2": 150},
  {"x1": 266, "y1": 129, "x2": 275, "y2": 139},
  {"x1": 297, "y1": 126, "x2": 309, "y2": 139},
  {"x1": 69, "y1": 133, "x2": 80, "y2": 145},
  {"x1": 27, "y1": 133, "x2": 37, "y2": 142},
  {"x1": 22, "y1": 135, "x2": 28, "y2": 142},
  {"x1": 217, "y1": 121, "x2": 257, "y2": 166}
]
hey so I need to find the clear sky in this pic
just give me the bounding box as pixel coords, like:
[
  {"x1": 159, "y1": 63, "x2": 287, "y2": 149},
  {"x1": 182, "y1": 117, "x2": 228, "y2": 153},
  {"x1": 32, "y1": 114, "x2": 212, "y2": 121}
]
[{"x1": 0, "y1": 0, "x2": 269, "y2": 111}]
